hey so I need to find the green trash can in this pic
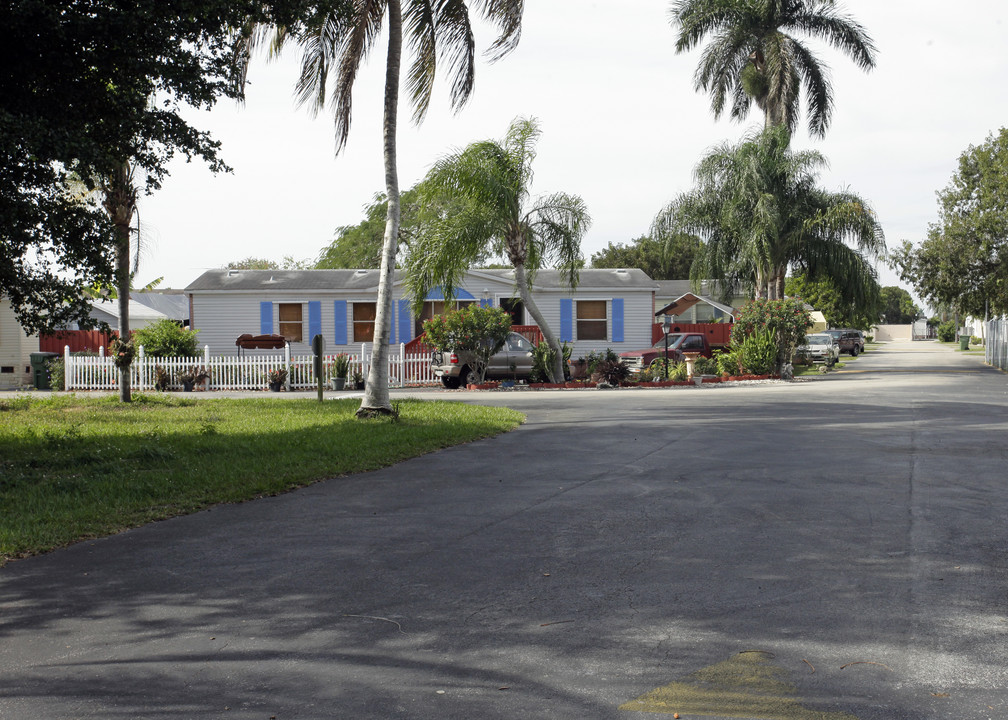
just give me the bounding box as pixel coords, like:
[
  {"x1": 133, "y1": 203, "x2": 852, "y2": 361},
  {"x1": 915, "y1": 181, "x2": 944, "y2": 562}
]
[
  {"x1": 29, "y1": 352, "x2": 59, "y2": 389},
  {"x1": 959, "y1": 335, "x2": 970, "y2": 351}
]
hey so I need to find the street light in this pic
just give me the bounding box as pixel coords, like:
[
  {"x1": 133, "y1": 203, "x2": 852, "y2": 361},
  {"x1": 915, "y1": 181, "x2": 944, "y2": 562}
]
[{"x1": 661, "y1": 314, "x2": 673, "y2": 378}]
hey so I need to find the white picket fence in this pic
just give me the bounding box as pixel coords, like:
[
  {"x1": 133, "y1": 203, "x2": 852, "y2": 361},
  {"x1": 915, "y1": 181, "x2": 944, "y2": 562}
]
[{"x1": 63, "y1": 343, "x2": 438, "y2": 391}]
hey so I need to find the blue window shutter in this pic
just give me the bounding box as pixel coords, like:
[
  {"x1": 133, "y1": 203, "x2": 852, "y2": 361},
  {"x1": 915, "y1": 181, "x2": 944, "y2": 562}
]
[
  {"x1": 612, "y1": 298, "x2": 624, "y2": 342},
  {"x1": 560, "y1": 298, "x2": 573, "y2": 342},
  {"x1": 333, "y1": 301, "x2": 348, "y2": 345},
  {"x1": 308, "y1": 301, "x2": 321, "y2": 343},
  {"x1": 480, "y1": 298, "x2": 492, "y2": 308},
  {"x1": 398, "y1": 299, "x2": 412, "y2": 342},
  {"x1": 260, "y1": 302, "x2": 273, "y2": 335}
]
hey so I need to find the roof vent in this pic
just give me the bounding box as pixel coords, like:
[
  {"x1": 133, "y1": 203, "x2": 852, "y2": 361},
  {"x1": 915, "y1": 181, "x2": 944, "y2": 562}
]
[
  {"x1": 227, "y1": 270, "x2": 239, "y2": 277},
  {"x1": 355, "y1": 269, "x2": 368, "y2": 275},
  {"x1": 615, "y1": 269, "x2": 627, "y2": 274}
]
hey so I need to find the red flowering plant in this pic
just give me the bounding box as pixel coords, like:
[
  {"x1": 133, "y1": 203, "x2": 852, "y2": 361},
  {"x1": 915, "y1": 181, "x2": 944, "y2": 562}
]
[
  {"x1": 423, "y1": 305, "x2": 512, "y2": 384},
  {"x1": 731, "y1": 298, "x2": 813, "y2": 372}
]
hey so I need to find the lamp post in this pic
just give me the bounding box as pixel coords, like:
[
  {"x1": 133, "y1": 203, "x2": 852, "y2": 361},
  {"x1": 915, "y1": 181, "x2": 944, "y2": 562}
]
[{"x1": 662, "y1": 314, "x2": 673, "y2": 378}]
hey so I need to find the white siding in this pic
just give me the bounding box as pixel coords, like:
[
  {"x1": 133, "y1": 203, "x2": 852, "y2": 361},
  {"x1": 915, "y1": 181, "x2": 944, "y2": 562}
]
[{"x1": 0, "y1": 299, "x2": 36, "y2": 389}]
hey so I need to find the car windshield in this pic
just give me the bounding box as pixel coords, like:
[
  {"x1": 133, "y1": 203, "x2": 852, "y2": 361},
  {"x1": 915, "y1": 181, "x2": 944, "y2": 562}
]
[
  {"x1": 808, "y1": 335, "x2": 830, "y2": 345},
  {"x1": 652, "y1": 334, "x2": 684, "y2": 349}
]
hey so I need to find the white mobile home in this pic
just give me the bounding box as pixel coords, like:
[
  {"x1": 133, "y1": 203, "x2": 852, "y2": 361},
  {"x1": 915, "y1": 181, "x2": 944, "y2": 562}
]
[{"x1": 185, "y1": 268, "x2": 658, "y2": 357}]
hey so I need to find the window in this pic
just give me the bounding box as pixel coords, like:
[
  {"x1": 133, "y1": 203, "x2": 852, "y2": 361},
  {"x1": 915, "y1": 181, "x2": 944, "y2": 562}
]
[
  {"x1": 353, "y1": 302, "x2": 376, "y2": 342},
  {"x1": 500, "y1": 298, "x2": 524, "y2": 326},
  {"x1": 414, "y1": 299, "x2": 477, "y2": 337},
  {"x1": 680, "y1": 335, "x2": 705, "y2": 352},
  {"x1": 278, "y1": 303, "x2": 303, "y2": 342},
  {"x1": 576, "y1": 300, "x2": 607, "y2": 340}
]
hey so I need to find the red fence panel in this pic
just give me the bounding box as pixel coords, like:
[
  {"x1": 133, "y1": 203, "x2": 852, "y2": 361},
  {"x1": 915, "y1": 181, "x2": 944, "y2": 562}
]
[
  {"x1": 39, "y1": 330, "x2": 112, "y2": 354},
  {"x1": 651, "y1": 322, "x2": 733, "y2": 347}
]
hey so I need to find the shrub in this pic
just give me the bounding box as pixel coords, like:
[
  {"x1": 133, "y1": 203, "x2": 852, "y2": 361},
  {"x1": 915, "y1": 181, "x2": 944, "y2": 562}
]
[
  {"x1": 669, "y1": 361, "x2": 688, "y2": 382},
  {"x1": 531, "y1": 341, "x2": 572, "y2": 383},
  {"x1": 46, "y1": 358, "x2": 65, "y2": 390},
  {"x1": 937, "y1": 321, "x2": 956, "y2": 342},
  {"x1": 716, "y1": 350, "x2": 742, "y2": 376},
  {"x1": 423, "y1": 305, "x2": 512, "y2": 384},
  {"x1": 585, "y1": 348, "x2": 630, "y2": 385},
  {"x1": 133, "y1": 319, "x2": 200, "y2": 357},
  {"x1": 734, "y1": 329, "x2": 778, "y2": 375},
  {"x1": 641, "y1": 358, "x2": 672, "y2": 381},
  {"x1": 732, "y1": 298, "x2": 812, "y2": 370},
  {"x1": 692, "y1": 355, "x2": 719, "y2": 375}
]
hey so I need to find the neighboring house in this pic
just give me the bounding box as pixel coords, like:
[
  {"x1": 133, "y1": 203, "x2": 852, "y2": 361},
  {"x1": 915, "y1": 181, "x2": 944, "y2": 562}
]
[
  {"x1": 185, "y1": 268, "x2": 658, "y2": 357},
  {"x1": 131, "y1": 291, "x2": 190, "y2": 327},
  {"x1": 87, "y1": 298, "x2": 169, "y2": 332},
  {"x1": 653, "y1": 280, "x2": 746, "y2": 322},
  {"x1": 0, "y1": 297, "x2": 37, "y2": 390}
]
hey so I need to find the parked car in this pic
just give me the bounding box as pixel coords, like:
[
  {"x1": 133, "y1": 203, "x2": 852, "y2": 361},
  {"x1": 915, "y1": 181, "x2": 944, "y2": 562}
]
[
  {"x1": 431, "y1": 331, "x2": 535, "y2": 388},
  {"x1": 796, "y1": 333, "x2": 840, "y2": 365},
  {"x1": 823, "y1": 329, "x2": 865, "y2": 356},
  {"x1": 618, "y1": 332, "x2": 722, "y2": 375}
]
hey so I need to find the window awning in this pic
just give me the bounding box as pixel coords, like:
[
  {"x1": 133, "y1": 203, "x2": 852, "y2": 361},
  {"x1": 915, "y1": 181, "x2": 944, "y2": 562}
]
[{"x1": 425, "y1": 286, "x2": 475, "y2": 301}]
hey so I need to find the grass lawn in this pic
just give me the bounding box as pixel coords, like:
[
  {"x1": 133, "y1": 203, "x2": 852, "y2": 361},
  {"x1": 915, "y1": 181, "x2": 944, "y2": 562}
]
[{"x1": 0, "y1": 394, "x2": 524, "y2": 564}]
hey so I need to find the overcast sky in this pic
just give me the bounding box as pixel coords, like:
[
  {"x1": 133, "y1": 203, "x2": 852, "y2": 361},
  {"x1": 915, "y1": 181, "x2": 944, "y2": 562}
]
[{"x1": 139, "y1": 0, "x2": 1008, "y2": 305}]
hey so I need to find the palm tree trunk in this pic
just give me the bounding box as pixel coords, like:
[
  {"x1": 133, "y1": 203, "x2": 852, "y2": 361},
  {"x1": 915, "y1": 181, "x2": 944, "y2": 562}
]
[
  {"x1": 358, "y1": 0, "x2": 402, "y2": 417},
  {"x1": 514, "y1": 263, "x2": 564, "y2": 383},
  {"x1": 105, "y1": 160, "x2": 136, "y2": 403}
]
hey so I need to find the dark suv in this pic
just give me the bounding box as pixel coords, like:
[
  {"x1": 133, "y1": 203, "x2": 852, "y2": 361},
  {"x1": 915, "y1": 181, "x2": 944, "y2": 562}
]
[{"x1": 824, "y1": 329, "x2": 865, "y2": 356}]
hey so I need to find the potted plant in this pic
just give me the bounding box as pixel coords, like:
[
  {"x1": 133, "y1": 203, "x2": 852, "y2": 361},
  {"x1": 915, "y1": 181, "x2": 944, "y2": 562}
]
[
  {"x1": 330, "y1": 353, "x2": 350, "y2": 390},
  {"x1": 267, "y1": 367, "x2": 288, "y2": 392},
  {"x1": 177, "y1": 368, "x2": 196, "y2": 392},
  {"x1": 190, "y1": 366, "x2": 211, "y2": 390}
]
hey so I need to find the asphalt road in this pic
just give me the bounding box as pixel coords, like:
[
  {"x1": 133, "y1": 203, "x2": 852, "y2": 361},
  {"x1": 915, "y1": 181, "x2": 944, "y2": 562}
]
[{"x1": 1, "y1": 341, "x2": 1006, "y2": 719}]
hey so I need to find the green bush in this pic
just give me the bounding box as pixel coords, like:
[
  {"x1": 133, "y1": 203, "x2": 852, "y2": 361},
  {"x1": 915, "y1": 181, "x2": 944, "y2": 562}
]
[
  {"x1": 585, "y1": 348, "x2": 630, "y2": 385},
  {"x1": 732, "y1": 298, "x2": 812, "y2": 370},
  {"x1": 530, "y1": 341, "x2": 572, "y2": 383},
  {"x1": 423, "y1": 305, "x2": 512, "y2": 384},
  {"x1": 716, "y1": 350, "x2": 742, "y2": 376},
  {"x1": 46, "y1": 358, "x2": 65, "y2": 390},
  {"x1": 734, "y1": 329, "x2": 778, "y2": 375},
  {"x1": 133, "y1": 319, "x2": 200, "y2": 357},
  {"x1": 670, "y1": 361, "x2": 688, "y2": 382},
  {"x1": 692, "y1": 355, "x2": 719, "y2": 375},
  {"x1": 937, "y1": 321, "x2": 956, "y2": 342}
]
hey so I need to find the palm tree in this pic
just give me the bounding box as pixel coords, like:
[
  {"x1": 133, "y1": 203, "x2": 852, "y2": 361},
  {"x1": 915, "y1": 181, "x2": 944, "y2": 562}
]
[
  {"x1": 404, "y1": 116, "x2": 591, "y2": 383},
  {"x1": 652, "y1": 125, "x2": 884, "y2": 306},
  {"x1": 669, "y1": 0, "x2": 877, "y2": 138},
  {"x1": 254, "y1": 0, "x2": 524, "y2": 416},
  {"x1": 101, "y1": 160, "x2": 139, "y2": 403}
]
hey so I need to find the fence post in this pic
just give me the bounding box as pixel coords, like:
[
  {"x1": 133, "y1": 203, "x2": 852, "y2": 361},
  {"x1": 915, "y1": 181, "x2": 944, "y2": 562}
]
[
  {"x1": 399, "y1": 342, "x2": 406, "y2": 387},
  {"x1": 204, "y1": 345, "x2": 211, "y2": 389},
  {"x1": 64, "y1": 345, "x2": 71, "y2": 391},
  {"x1": 284, "y1": 343, "x2": 291, "y2": 391},
  {"x1": 137, "y1": 345, "x2": 145, "y2": 392}
]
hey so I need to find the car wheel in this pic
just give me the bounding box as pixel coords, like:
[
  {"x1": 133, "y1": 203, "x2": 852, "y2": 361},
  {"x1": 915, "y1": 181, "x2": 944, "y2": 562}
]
[
  {"x1": 441, "y1": 375, "x2": 461, "y2": 389},
  {"x1": 850, "y1": 346, "x2": 859, "y2": 357}
]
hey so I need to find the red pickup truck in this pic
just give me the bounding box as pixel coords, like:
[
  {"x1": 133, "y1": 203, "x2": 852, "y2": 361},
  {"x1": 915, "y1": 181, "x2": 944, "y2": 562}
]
[{"x1": 618, "y1": 332, "x2": 719, "y2": 375}]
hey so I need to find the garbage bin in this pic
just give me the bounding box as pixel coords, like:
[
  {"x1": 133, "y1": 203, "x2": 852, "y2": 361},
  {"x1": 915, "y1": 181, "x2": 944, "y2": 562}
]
[
  {"x1": 959, "y1": 335, "x2": 970, "y2": 351},
  {"x1": 29, "y1": 352, "x2": 59, "y2": 389}
]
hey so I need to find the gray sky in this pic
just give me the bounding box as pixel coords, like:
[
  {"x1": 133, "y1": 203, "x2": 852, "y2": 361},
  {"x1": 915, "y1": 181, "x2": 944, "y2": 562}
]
[{"x1": 140, "y1": 0, "x2": 1008, "y2": 306}]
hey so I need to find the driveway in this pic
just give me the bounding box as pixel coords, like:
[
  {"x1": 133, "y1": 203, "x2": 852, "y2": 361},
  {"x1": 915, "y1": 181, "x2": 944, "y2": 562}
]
[{"x1": 1, "y1": 341, "x2": 1006, "y2": 719}]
